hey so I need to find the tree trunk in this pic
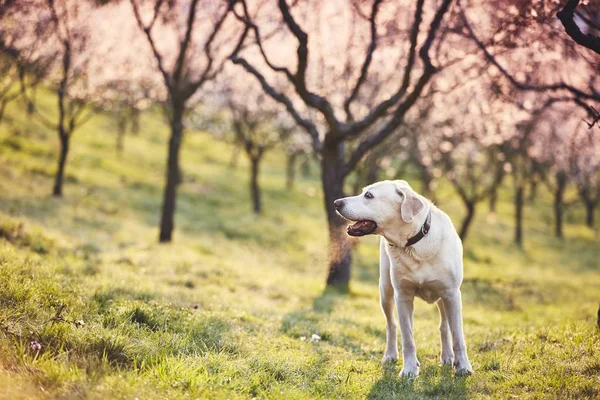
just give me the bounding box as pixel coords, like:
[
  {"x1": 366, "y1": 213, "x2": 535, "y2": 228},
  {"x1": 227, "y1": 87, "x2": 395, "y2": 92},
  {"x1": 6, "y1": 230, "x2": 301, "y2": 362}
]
[
  {"x1": 301, "y1": 155, "x2": 311, "y2": 177},
  {"x1": 53, "y1": 80, "x2": 69, "y2": 198},
  {"x1": 228, "y1": 143, "x2": 240, "y2": 170},
  {"x1": 117, "y1": 114, "x2": 126, "y2": 155},
  {"x1": 130, "y1": 107, "x2": 140, "y2": 135},
  {"x1": 514, "y1": 185, "x2": 524, "y2": 247},
  {"x1": 0, "y1": 100, "x2": 7, "y2": 125},
  {"x1": 250, "y1": 155, "x2": 262, "y2": 214},
  {"x1": 366, "y1": 163, "x2": 379, "y2": 186},
  {"x1": 489, "y1": 167, "x2": 504, "y2": 212},
  {"x1": 585, "y1": 202, "x2": 595, "y2": 228},
  {"x1": 579, "y1": 188, "x2": 596, "y2": 228},
  {"x1": 53, "y1": 133, "x2": 69, "y2": 197},
  {"x1": 528, "y1": 179, "x2": 537, "y2": 203},
  {"x1": 459, "y1": 201, "x2": 475, "y2": 241},
  {"x1": 158, "y1": 104, "x2": 184, "y2": 243},
  {"x1": 286, "y1": 152, "x2": 298, "y2": 191},
  {"x1": 489, "y1": 187, "x2": 498, "y2": 213},
  {"x1": 352, "y1": 169, "x2": 363, "y2": 195},
  {"x1": 27, "y1": 85, "x2": 36, "y2": 115},
  {"x1": 176, "y1": 165, "x2": 184, "y2": 185},
  {"x1": 420, "y1": 167, "x2": 433, "y2": 199},
  {"x1": 322, "y1": 144, "x2": 352, "y2": 289},
  {"x1": 554, "y1": 171, "x2": 567, "y2": 239}
]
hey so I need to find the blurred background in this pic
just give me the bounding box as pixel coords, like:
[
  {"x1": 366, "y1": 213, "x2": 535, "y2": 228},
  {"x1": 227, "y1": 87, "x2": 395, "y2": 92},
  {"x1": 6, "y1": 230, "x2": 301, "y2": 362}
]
[{"x1": 0, "y1": 0, "x2": 599, "y2": 399}]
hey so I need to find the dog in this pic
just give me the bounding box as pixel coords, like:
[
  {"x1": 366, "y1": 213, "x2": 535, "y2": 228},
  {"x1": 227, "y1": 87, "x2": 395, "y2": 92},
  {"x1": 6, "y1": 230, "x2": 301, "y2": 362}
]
[{"x1": 334, "y1": 180, "x2": 473, "y2": 377}]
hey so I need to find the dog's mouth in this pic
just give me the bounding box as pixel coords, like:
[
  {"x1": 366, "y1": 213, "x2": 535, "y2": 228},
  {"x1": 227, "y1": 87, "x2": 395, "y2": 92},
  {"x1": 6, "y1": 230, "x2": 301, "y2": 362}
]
[{"x1": 347, "y1": 220, "x2": 377, "y2": 237}]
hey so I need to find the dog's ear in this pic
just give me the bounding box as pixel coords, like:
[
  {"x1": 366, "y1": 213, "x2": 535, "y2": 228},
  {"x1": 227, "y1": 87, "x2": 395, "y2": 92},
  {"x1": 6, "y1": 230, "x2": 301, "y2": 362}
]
[{"x1": 397, "y1": 187, "x2": 425, "y2": 223}]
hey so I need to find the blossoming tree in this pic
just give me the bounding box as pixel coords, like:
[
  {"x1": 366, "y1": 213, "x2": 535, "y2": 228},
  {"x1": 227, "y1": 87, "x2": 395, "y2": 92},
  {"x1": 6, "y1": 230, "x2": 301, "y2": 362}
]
[
  {"x1": 231, "y1": 0, "x2": 458, "y2": 287},
  {"x1": 128, "y1": 0, "x2": 247, "y2": 242}
]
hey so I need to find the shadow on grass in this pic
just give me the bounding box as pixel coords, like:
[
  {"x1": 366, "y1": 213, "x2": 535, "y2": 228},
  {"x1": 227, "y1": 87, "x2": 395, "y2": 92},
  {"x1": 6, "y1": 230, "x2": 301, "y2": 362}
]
[
  {"x1": 368, "y1": 364, "x2": 469, "y2": 400},
  {"x1": 461, "y1": 277, "x2": 521, "y2": 312},
  {"x1": 280, "y1": 286, "x2": 377, "y2": 353},
  {"x1": 280, "y1": 287, "x2": 345, "y2": 338},
  {"x1": 311, "y1": 286, "x2": 348, "y2": 313},
  {"x1": 0, "y1": 166, "x2": 322, "y2": 254}
]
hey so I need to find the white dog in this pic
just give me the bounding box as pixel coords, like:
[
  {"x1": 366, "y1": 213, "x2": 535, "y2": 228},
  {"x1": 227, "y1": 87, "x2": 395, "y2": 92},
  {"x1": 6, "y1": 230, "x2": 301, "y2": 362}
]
[{"x1": 334, "y1": 180, "x2": 473, "y2": 377}]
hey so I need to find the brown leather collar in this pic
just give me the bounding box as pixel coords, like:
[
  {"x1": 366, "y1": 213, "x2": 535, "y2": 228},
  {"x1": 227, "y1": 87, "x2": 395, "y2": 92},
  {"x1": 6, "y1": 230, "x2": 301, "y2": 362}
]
[{"x1": 404, "y1": 210, "x2": 432, "y2": 247}]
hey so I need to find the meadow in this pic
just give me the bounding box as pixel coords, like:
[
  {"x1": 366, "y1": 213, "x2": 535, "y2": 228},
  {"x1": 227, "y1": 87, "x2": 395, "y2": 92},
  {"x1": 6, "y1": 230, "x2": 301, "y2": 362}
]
[{"x1": 0, "y1": 92, "x2": 599, "y2": 399}]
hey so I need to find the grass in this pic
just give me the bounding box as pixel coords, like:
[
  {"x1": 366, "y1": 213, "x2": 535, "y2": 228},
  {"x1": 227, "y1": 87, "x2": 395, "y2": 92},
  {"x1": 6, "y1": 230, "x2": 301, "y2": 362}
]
[{"x1": 0, "y1": 90, "x2": 599, "y2": 399}]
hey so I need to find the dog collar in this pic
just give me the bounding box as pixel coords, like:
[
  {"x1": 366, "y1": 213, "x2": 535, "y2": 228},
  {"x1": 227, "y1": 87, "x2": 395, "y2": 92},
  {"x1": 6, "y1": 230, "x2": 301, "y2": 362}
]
[{"x1": 404, "y1": 210, "x2": 432, "y2": 247}]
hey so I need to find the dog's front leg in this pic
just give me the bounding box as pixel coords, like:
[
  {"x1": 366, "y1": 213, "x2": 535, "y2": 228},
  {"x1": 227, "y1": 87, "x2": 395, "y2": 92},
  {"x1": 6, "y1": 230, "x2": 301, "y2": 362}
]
[
  {"x1": 379, "y1": 240, "x2": 398, "y2": 363},
  {"x1": 441, "y1": 289, "x2": 473, "y2": 375},
  {"x1": 396, "y1": 295, "x2": 419, "y2": 377},
  {"x1": 380, "y1": 284, "x2": 397, "y2": 363},
  {"x1": 436, "y1": 299, "x2": 454, "y2": 365}
]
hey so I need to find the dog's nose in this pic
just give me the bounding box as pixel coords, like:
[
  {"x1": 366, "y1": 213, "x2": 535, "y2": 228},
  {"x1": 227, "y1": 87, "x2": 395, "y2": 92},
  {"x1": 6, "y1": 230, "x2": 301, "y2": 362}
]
[{"x1": 334, "y1": 199, "x2": 344, "y2": 210}]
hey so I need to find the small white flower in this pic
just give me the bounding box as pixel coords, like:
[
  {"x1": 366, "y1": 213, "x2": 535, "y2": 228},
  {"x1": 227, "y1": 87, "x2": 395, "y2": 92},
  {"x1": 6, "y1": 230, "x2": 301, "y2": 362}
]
[{"x1": 30, "y1": 341, "x2": 42, "y2": 352}]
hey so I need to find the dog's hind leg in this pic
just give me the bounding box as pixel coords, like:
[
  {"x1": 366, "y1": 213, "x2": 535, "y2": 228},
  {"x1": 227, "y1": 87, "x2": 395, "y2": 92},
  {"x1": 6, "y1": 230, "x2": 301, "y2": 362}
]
[
  {"x1": 379, "y1": 238, "x2": 398, "y2": 364},
  {"x1": 441, "y1": 289, "x2": 473, "y2": 375}
]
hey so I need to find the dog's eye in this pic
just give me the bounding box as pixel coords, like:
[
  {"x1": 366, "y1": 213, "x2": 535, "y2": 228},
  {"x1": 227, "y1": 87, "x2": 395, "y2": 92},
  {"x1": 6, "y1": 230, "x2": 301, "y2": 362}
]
[{"x1": 364, "y1": 192, "x2": 374, "y2": 199}]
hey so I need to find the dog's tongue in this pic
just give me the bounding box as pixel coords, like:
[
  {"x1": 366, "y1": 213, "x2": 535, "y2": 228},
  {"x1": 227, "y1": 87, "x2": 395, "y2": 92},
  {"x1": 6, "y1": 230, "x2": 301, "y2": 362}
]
[{"x1": 347, "y1": 220, "x2": 377, "y2": 237}]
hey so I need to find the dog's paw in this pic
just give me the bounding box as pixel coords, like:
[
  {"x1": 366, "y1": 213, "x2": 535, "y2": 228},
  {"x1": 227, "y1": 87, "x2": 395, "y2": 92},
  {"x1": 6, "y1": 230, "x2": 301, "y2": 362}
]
[
  {"x1": 440, "y1": 353, "x2": 454, "y2": 366},
  {"x1": 399, "y1": 362, "x2": 419, "y2": 378},
  {"x1": 454, "y1": 360, "x2": 473, "y2": 376},
  {"x1": 382, "y1": 352, "x2": 398, "y2": 364}
]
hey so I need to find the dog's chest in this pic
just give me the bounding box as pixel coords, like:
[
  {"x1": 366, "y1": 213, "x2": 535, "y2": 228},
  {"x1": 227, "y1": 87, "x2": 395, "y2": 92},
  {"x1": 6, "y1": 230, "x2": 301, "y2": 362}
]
[{"x1": 387, "y1": 246, "x2": 448, "y2": 303}]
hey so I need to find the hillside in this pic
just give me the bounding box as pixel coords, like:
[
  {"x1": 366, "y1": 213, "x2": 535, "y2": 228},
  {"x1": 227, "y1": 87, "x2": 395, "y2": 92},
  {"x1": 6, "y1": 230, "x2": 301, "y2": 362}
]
[{"x1": 0, "y1": 92, "x2": 599, "y2": 399}]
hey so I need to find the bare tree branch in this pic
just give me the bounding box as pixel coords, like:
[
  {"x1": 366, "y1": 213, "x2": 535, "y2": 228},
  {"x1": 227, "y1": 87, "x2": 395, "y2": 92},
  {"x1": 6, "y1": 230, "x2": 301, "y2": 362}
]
[
  {"x1": 277, "y1": 0, "x2": 340, "y2": 133},
  {"x1": 148, "y1": 0, "x2": 165, "y2": 30},
  {"x1": 231, "y1": 1, "x2": 294, "y2": 80},
  {"x1": 130, "y1": 0, "x2": 172, "y2": 89},
  {"x1": 343, "y1": 0, "x2": 382, "y2": 121},
  {"x1": 186, "y1": 0, "x2": 238, "y2": 96},
  {"x1": 557, "y1": 0, "x2": 600, "y2": 55},
  {"x1": 230, "y1": 55, "x2": 321, "y2": 151},
  {"x1": 460, "y1": 5, "x2": 600, "y2": 119},
  {"x1": 341, "y1": 0, "x2": 425, "y2": 138},
  {"x1": 172, "y1": 0, "x2": 200, "y2": 85},
  {"x1": 343, "y1": 0, "x2": 453, "y2": 175}
]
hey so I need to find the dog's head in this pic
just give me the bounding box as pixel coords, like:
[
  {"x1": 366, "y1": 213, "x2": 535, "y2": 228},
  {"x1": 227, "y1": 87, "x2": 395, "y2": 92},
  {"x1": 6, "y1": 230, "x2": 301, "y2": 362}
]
[{"x1": 334, "y1": 180, "x2": 426, "y2": 237}]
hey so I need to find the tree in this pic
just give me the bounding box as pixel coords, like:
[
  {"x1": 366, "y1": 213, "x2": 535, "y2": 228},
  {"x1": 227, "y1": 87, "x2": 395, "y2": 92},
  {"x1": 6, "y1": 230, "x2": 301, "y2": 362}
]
[
  {"x1": 0, "y1": 1, "x2": 54, "y2": 125},
  {"x1": 0, "y1": 54, "x2": 23, "y2": 125},
  {"x1": 460, "y1": 0, "x2": 600, "y2": 128},
  {"x1": 283, "y1": 132, "x2": 312, "y2": 191},
  {"x1": 231, "y1": 0, "x2": 457, "y2": 287},
  {"x1": 128, "y1": 0, "x2": 246, "y2": 242},
  {"x1": 218, "y1": 80, "x2": 292, "y2": 214},
  {"x1": 528, "y1": 106, "x2": 584, "y2": 239},
  {"x1": 205, "y1": 64, "x2": 301, "y2": 213},
  {"x1": 102, "y1": 80, "x2": 153, "y2": 155},
  {"x1": 553, "y1": 170, "x2": 568, "y2": 239},
  {"x1": 45, "y1": 1, "x2": 100, "y2": 197},
  {"x1": 413, "y1": 73, "x2": 511, "y2": 242},
  {"x1": 4, "y1": 0, "x2": 103, "y2": 197},
  {"x1": 576, "y1": 172, "x2": 599, "y2": 229},
  {"x1": 557, "y1": 0, "x2": 600, "y2": 56},
  {"x1": 567, "y1": 126, "x2": 600, "y2": 228},
  {"x1": 440, "y1": 133, "x2": 506, "y2": 241},
  {"x1": 0, "y1": 1, "x2": 24, "y2": 124},
  {"x1": 504, "y1": 107, "x2": 547, "y2": 247}
]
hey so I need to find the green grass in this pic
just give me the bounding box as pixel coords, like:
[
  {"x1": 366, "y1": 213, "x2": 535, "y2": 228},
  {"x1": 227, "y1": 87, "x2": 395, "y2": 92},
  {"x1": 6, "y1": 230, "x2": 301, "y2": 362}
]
[{"x1": 0, "y1": 91, "x2": 599, "y2": 399}]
